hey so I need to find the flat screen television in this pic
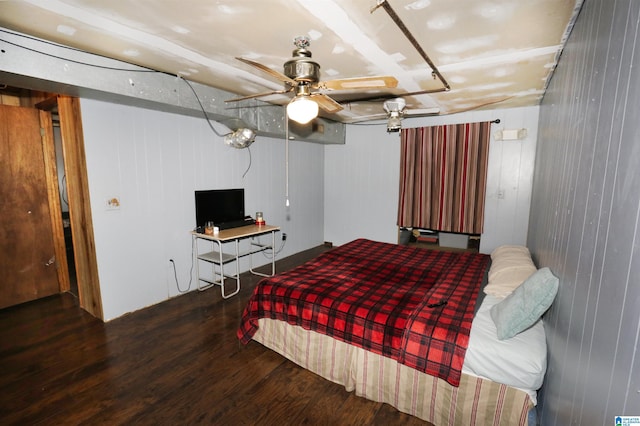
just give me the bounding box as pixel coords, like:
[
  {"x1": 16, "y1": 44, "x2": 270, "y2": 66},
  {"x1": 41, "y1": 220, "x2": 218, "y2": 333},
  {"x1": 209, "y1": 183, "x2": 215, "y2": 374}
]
[{"x1": 194, "y1": 188, "x2": 245, "y2": 228}]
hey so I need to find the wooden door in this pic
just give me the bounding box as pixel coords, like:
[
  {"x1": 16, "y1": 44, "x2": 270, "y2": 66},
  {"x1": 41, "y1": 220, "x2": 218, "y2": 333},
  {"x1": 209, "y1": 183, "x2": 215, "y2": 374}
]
[{"x1": 0, "y1": 104, "x2": 60, "y2": 308}]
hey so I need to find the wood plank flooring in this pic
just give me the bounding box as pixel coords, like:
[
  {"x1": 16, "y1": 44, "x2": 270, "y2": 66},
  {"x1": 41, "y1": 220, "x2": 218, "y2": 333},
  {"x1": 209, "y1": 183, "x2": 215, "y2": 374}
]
[{"x1": 0, "y1": 245, "x2": 430, "y2": 425}]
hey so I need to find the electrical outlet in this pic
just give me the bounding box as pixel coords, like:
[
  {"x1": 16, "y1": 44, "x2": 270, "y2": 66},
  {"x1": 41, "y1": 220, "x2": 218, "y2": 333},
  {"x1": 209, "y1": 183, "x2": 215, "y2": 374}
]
[{"x1": 282, "y1": 233, "x2": 287, "y2": 241}]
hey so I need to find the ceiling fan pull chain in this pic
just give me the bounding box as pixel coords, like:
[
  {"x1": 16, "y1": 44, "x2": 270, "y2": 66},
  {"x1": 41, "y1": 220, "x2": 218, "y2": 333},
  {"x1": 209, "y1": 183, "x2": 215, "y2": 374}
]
[{"x1": 284, "y1": 107, "x2": 290, "y2": 207}]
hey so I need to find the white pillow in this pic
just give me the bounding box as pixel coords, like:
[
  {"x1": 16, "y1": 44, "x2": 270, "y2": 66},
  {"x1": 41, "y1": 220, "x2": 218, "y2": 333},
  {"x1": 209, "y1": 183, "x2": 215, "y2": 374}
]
[
  {"x1": 485, "y1": 245, "x2": 536, "y2": 298},
  {"x1": 491, "y1": 245, "x2": 531, "y2": 260}
]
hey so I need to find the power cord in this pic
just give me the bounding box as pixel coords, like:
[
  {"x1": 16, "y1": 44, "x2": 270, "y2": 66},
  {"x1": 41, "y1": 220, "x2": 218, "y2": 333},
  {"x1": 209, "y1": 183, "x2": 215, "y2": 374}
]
[
  {"x1": 169, "y1": 251, "x2": 194, "y2": 294},
  {"x1": 259, "y1": 233, "x2": 287, "y2": 259},
  {"x1": 179, "y1": 75, "x2": 253, "y2": 178},
  {"x1": 242, "y1": 146, "x2": 252, "y2": 179},
  {"x1": 178, "y1": 75, "x2": 227, "y2": 137},
  {"x1": 0, "y1": 28, "x2": 157, "y2": 73}
]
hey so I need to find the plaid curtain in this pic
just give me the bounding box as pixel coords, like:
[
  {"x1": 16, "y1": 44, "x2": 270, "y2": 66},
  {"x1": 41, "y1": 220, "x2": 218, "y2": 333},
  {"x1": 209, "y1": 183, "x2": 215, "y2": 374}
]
[{"x1": 397, "y1": 122, "x2": 491, "y2": 234}]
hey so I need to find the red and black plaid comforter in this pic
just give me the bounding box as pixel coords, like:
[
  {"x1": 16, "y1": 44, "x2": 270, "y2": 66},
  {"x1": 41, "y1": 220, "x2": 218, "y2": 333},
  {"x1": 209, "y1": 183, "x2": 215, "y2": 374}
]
[{"x1": 237, "y1": 238, "x2": 490, "y2": 386}]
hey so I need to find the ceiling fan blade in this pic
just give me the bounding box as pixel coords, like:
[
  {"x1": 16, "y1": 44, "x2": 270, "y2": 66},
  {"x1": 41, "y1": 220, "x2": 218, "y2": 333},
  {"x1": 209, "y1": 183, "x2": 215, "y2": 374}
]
[
  {"x1": 406, "y1": 107, "x2": 441, "y2": 116},
  {"x1": 345, "y1": 107, "x2": 440, "y2": 124},
  {"x1": 318, "y1": 76, "x2": 398, "y2": 91},
  {"x1": 343, "y1": 112, "x2": 391, "y2": 123},
  {"x1": 235, "y1": 57, "x2": 297, "y2": 85},
  {"x1": 310, "y1": 93, "x2": 343, "y2": 113},
  {"x1": 337, "y1": 87, "x2": 447, "y2": 104},
  {"x1": 225, "y1": 89, "x2": 291, "y2": 103}
]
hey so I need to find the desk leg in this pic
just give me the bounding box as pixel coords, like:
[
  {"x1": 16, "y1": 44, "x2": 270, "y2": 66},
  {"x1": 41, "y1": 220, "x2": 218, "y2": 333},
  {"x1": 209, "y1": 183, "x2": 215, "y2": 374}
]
[
  {"x1": 197, "y1": 237, "x2": 216, "y2": 292},
  {"x1": 270, "y1": 230, "x2": 276, "y2": 276},
  {"x1": 220, "y1": 239, "x2": 240, "y2": 299},
  {"x1": 248, "y1": 230, "x2": 277, "y2": 278},
  {"x1": 194, "y1": 235, "x2": 200, "y2": 289}
]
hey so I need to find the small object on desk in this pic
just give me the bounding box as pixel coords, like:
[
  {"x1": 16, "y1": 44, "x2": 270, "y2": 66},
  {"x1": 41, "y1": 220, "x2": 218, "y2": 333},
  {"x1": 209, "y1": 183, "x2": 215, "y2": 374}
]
[
  {"x1": 255, "y1": 211, "x2": 265, "y2": 226},
  {"x1": 213, "y1": 226, "x2": 219, "y2": 234},
  {"x1": 204, "y1": 221, "x2": 215, "y2": 235}
]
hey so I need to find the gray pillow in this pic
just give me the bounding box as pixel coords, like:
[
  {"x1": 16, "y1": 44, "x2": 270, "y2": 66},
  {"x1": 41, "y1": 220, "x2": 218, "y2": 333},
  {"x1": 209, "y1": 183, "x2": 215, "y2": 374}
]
[{"x1": 490, "y1": 267, "x2": 559, "y2": 340}]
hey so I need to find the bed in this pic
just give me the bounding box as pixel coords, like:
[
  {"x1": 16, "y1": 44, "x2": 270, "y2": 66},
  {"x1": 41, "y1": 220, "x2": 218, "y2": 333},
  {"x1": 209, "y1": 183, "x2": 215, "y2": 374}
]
[{"x1": 238, "y1": 239, "x2": 554, "y2": 425}]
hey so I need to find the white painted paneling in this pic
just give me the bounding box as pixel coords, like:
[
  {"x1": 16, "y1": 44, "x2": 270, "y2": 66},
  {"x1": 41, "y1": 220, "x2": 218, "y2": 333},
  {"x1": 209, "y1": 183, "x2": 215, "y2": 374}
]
[
  {"x1": 529, "y1": 0, "x2": 640, "y2": 423},
  {"x1": 325, "y1": 107, "x2": 538, "y2": 253},
  {"x1": 324, "y1": 125, "x2": 400, "y2": 246},
  {"x1": 480, "y1": 107, "x2": 539, "y2": 253},
  {"x1": 81, "y1": 99, "x2": 324, "y2": 320}
]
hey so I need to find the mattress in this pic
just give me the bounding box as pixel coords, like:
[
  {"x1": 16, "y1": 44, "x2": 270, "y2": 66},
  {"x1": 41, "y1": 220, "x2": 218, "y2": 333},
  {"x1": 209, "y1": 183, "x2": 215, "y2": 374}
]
[{"x1": 463, "y1": 295, "x2": 547, "y2": 404}]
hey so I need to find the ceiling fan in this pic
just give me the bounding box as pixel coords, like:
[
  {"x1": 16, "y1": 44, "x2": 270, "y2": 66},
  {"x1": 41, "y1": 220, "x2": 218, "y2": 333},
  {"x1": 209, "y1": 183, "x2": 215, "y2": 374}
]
[
  {"x1": 225, "y1": 36, "x2": 399, "y2": 124},
  {"x1": 382, "y1": 98, "x2": 443, "y2": 132},
  {"x1": 384, "y1": 98, "x2": 408, "y2": 132},
  {"x1": 343, "y1": 94, "x2": 515, "y2": 132},
  {"x1": 341, "y1": 97, "x2": 439, "y2": 130}
]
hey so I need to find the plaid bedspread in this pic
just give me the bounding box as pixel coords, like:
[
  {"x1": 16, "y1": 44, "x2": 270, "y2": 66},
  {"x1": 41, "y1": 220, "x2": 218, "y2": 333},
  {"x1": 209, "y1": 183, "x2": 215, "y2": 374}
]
[{"x1": 237, "y1": 238, "x2": 490, "y2": 386}]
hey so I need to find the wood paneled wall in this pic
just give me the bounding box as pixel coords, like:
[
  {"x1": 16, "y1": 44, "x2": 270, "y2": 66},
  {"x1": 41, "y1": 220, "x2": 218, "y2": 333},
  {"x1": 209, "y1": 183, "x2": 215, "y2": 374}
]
[{"x1": 529, "y1": 0, "x2": 640, "y2": 423}]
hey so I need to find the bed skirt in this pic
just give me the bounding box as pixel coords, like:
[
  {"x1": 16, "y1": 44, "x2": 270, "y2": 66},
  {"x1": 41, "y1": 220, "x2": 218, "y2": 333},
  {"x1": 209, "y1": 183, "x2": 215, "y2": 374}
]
[{"x1": 253, "y1": 318, "x2": 532, "y2": 426}]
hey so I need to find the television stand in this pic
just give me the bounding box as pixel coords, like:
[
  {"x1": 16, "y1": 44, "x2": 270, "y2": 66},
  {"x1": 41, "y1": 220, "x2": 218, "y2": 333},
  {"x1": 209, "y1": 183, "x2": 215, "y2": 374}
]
[{"x1": 191, "y1": 224, "x2": 280, "y2": 299}]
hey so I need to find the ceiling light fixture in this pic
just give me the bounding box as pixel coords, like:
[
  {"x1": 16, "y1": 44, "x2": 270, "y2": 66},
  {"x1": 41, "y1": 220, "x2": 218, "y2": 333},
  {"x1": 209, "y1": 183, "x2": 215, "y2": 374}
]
[
  {"x1": 383, "y1": 98, "x2": 406, "y2": 133},
  {"x1": 287, "y1": 95, "x2": 318, "y2": 124},
  {"x1": 224, "y1": 128, "x2": 256, "y2": 148},
  {"x1": 386, "y1": 113, "x2": 403, "y2": 133},
  {"x1": 286, "y1": 83, "x2": 319, "y2": 124}
]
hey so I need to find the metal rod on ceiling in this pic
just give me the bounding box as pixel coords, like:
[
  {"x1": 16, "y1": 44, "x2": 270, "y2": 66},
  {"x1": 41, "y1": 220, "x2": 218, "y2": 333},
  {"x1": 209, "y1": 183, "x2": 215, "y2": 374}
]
[{"x1": 372, "y1": 0, "x2": 450, "y2": 93}]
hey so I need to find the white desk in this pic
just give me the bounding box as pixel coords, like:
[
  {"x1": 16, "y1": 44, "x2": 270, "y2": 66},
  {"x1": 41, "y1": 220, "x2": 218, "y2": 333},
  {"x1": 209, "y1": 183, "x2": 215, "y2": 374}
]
[{"x1": 191, "y1": 224, "x2": 280, "y2": 298}]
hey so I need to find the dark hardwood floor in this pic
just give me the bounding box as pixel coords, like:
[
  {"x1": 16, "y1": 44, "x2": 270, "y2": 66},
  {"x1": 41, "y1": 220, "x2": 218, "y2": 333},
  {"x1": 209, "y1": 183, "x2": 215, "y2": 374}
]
[{"x1": 0, "y1": 245, "x2": 430, "y2": 425}]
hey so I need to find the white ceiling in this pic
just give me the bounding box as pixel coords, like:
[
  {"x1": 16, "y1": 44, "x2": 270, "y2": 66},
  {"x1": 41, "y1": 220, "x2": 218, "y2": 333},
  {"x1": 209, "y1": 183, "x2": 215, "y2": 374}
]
[{"x1": 0, "y1": 0, "x2": 583, "y2": 124}]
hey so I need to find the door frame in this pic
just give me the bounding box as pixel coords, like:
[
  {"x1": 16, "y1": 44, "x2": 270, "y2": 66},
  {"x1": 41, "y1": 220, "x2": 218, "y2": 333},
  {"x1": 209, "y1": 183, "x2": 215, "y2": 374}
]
[
  {"x1": 39, "y1": 107, "x2": 71, "y2": 295},
  {"x1": 38, "y1": 95, "x2": 103, "y2": 320}
]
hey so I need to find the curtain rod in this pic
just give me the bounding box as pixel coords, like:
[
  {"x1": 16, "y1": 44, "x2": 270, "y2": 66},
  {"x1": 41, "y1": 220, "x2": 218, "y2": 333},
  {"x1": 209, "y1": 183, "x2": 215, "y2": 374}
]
[{"x1": 491, "y1": 119, "x2": 501, "y2": 124}]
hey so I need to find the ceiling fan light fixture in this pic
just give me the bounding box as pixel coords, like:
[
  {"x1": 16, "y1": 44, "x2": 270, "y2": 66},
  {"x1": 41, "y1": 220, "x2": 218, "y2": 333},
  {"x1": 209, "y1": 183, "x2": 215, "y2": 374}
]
[
  {"x1": 387, "y1": 112, "x2": 403, "y2": 133},
  {"x1": 383, "y1": 98, "x2": 406, "y2": 133},
  {"x1": 287, "y1": 96, "x2": 318, "y2": 124}
]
